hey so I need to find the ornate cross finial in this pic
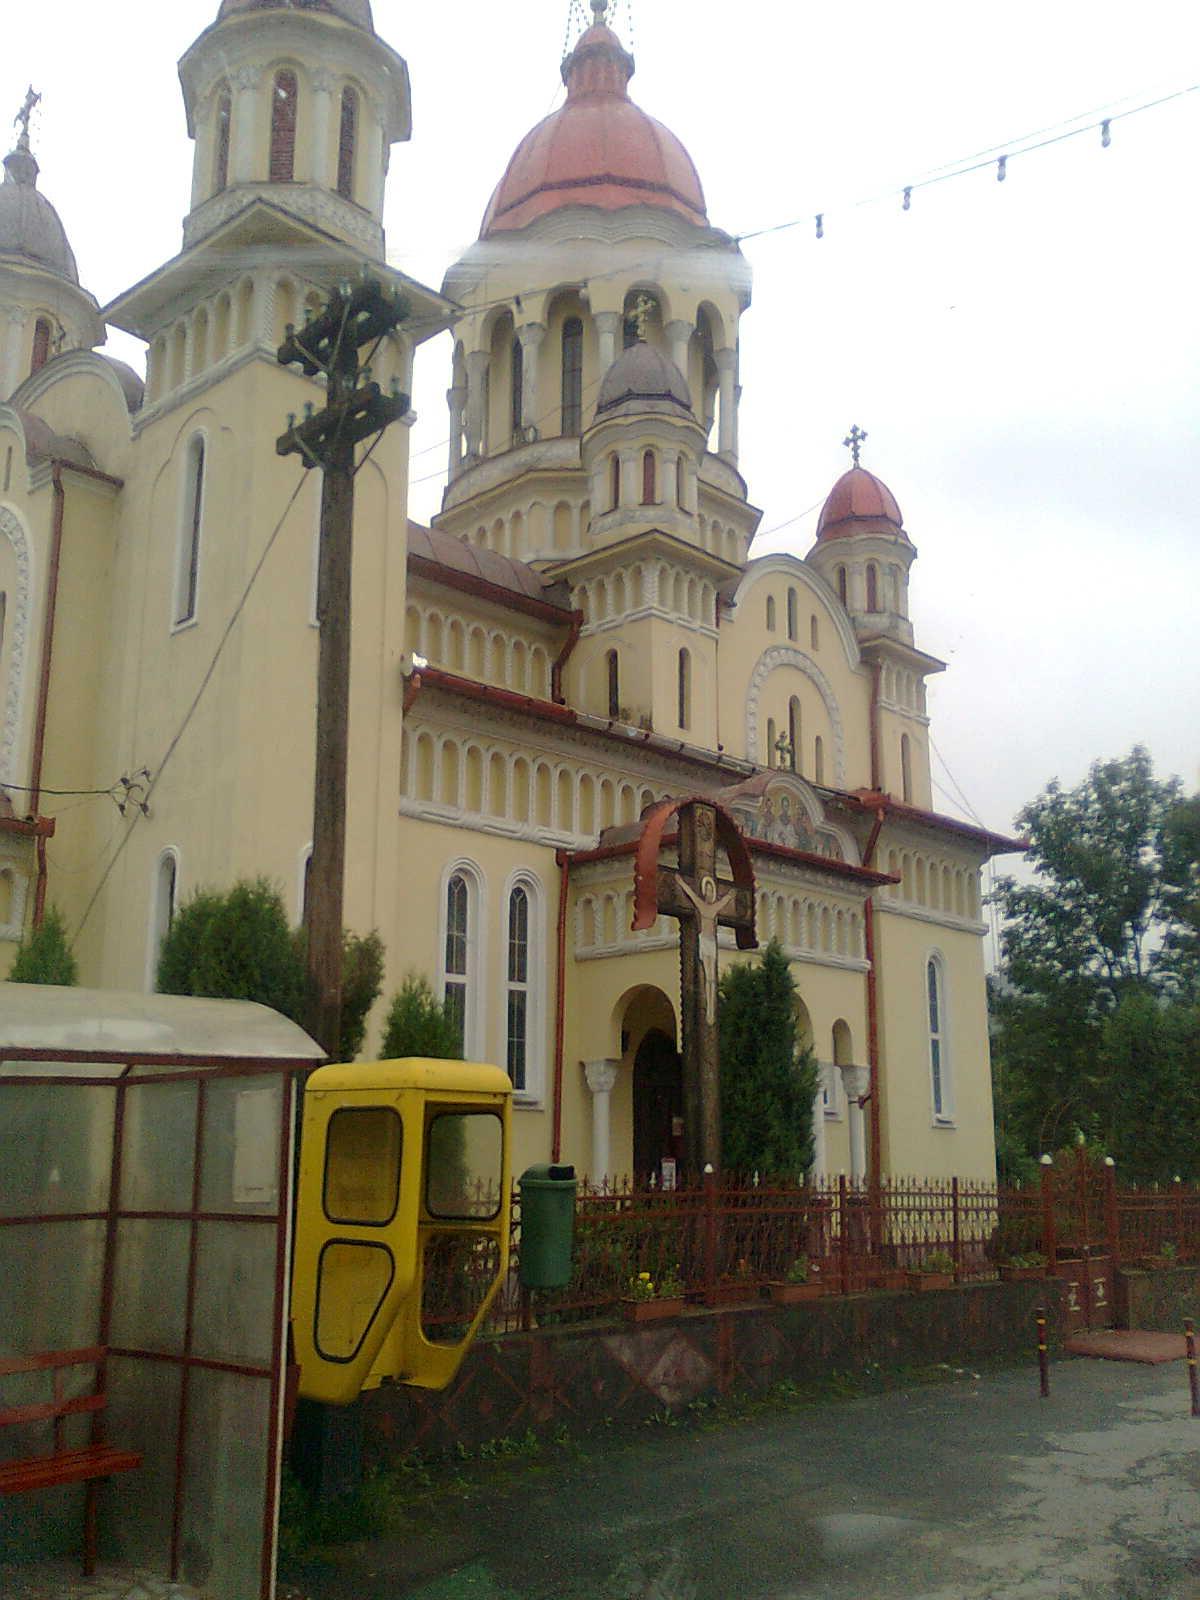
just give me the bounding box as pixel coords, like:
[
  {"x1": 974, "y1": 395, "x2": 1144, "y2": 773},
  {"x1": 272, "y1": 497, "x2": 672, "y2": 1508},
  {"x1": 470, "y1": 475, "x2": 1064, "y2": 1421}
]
[
  {"x1": 14, "y1": 86, "x2": 40, "y2": 151},
  {"x1": 629, "y1": 292, "x2": 655, "y2": 340},
  {"x1": 843, "y1": 424, "x2": 868, "y2": 468}
]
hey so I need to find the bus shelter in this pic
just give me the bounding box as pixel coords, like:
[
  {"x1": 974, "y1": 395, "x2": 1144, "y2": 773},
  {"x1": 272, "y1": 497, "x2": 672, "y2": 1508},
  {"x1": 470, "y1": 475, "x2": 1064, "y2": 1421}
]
[{"x1": 0, "y1": 985, "x2": 324, "y2": 1599}]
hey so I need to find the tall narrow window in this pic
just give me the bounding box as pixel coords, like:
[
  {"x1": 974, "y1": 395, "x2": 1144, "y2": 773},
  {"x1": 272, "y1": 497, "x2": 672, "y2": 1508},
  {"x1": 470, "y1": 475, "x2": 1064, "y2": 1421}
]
[
  {"x1": 175, "y1": 436, "x2": 205, "y2": 626},
  {"x1": 148, "y1": 850, "x2": 177, "y2": 989},
  {"x1": 810, "y1": 614, "x2": 819, "y2": 650},
  {"x1": 444, "y1": 873, "x2": 469, "y2": 1052},
  {"x1": 766, "y1": 717, "x2": 776, "y2": 767},
  {"x1": 270, "y1": 70, "x2": 299, "y2": 184},
  {"x1": 609, "y1": 453, "x2": 621, "y2": 511},
  {"x1": 561, "y1": 317, "x2": 583, "y2": 435},
  {"x1": 788, "y1": 697, "x2": 801, "y2": 773},
  {"x1": 506, "y1": 885, "x2": 530, "y2": 1091},
  {"x1": 30, "y1": 318, "x2": 51, "y2": 376},
  {"x1": 336, "y1": 86, "x2": 358, "y2": 199},
  {"x1": 766, "y1": 595, "x2": 776, "y2": 632},
  {"x1": 606, "y1": 650, "x2": 620, "y2": 719},
  {"x1": 836, "y1": 565, "x2": 848, "y2": 605},
  {"x1": 927, "y1": 957, "x2": 949, "y2": 1119},
  {"x1": 0, "y1": 593, "x2": 6, "y2": 658},
  {"x1": 901, "y1": 733, "x2": 913, "y2": 804},
  {"x1": 510, "y1": 335, "x2": 524, "y2": 442},
  {"x1": 641, "y1": 450, "x2": 656, "y2": 505},
  {"x1": 813, "y1": 735, "x2": 825, "y2": 784},
  {"x1": 786, "y1": 588, "x2": 798, "y2": 641},
  {"x1": 866, "y1": 562, "x2": 880, "y2": 612},
  {"x1": 214, "y1": 88, "x2": 232, "y2": 193},
  {"x1": 678, "y1": 648, "x2": 691, "y2": 730}
]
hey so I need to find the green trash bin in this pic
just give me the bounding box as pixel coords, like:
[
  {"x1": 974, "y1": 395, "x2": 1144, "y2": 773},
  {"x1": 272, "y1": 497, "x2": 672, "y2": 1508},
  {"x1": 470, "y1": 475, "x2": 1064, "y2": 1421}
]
[{"x1": 518, "y1": 1163, "x2": 577, "y2": 1289}]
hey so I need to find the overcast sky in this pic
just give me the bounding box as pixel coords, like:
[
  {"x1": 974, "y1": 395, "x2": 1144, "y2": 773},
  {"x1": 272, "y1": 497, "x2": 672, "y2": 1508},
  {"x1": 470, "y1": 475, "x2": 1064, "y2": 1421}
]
[{"x1": 5, "y1": 0, "x2": 1198, "y2": 855}]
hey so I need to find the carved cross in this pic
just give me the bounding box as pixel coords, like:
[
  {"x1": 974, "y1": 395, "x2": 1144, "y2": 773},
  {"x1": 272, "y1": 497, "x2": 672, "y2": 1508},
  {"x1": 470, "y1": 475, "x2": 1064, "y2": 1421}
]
[
  {"x1": 653, "y1": 801, "x2": 756, "y2": 1173},
  {"x1": 14, "y1": 87, "x2": 40, "y2": 148},
  {"x1": 842, "y1": 423, "x2": 867, "y2": 468}
]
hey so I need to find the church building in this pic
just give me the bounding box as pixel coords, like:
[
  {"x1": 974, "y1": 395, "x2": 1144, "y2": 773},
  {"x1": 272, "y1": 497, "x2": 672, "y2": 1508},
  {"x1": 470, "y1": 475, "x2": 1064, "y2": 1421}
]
[{"x1": 0, "y1": 0, "x2": 1021, "y2": 1186}]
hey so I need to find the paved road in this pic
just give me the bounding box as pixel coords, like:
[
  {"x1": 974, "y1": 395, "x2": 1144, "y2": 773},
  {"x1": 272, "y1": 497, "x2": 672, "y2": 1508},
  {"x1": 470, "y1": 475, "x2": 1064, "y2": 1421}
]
[{"x1": 285, "y1": 1359, "x2": 1200, "y2": 1600}]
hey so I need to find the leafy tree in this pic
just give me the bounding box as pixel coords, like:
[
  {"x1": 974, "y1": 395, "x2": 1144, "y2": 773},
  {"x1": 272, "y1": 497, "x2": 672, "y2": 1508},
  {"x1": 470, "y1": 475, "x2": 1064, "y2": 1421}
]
[
  {"x1": 7, "y1": 905, "x2": 78, "y2": 986},
  {"x1": 991, "y1": 749, "x2": 1200, "y2": 1178},
  {"x1": 158, "y1": 878, "x2": 306, "y2": 1020},
  {"x1": 380, "y1": 973, "x2": 461, "y2": 1059},
  {"x1": 718, "y1": 939, "x2": 819, "y2": 1176},
  {"x1": 292, "y1": 926, "x2": 386, "y2": 1061}
]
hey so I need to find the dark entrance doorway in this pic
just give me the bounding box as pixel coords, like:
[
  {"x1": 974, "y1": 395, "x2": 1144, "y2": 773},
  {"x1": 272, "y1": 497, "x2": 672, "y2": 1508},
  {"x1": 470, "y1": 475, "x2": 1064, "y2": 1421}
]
[{"x1": 633, "y1": 1028, "x2": 683, "y2": 1181}]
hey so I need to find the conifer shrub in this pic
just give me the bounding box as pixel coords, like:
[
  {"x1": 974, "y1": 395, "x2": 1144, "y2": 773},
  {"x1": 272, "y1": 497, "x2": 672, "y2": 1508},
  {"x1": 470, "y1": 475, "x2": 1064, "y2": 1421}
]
[
  {"x1": 7, "y1": 905, "x2": 78, "y2": 986},
  {"x1": 380, "y1": 973, "x2": 461, "y2": 1059}
]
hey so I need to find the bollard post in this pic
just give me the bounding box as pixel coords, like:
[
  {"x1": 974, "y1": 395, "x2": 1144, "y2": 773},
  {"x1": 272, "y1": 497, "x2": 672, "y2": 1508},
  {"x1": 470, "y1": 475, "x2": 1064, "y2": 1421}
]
[
  {"x1": 1186, "y1": 1319, "x2": 1199, "y2": 1418},
  {"x1": 1037, "y1": 1306, "x2": 1050, "y2": 1399}
]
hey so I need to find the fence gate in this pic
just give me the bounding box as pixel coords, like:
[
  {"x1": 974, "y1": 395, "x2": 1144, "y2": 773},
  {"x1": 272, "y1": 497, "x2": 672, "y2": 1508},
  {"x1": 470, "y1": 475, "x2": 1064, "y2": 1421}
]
[{"x1": 1050, "y1": 1149, "x2": 1115, "y2": 1333}]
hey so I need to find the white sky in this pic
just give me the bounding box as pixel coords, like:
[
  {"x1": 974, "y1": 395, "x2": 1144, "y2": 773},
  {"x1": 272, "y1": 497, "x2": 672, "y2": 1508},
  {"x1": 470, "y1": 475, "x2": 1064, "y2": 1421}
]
[{"x1": 5, "y1": 0, "x2": 1199, "y2": 848}]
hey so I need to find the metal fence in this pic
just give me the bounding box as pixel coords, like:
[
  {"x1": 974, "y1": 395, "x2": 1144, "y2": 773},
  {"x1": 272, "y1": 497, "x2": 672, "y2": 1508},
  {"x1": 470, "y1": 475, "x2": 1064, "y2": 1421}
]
[{"x1": 459, "y1": 1164, "x2": 1200, "y2": 1337}]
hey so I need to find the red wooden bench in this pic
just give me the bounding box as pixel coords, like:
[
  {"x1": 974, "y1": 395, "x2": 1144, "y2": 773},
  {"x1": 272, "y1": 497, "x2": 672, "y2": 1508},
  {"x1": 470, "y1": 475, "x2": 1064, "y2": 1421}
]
[{"x1": 0, "y1": 1347, "x2": 141, "y2": 1577}]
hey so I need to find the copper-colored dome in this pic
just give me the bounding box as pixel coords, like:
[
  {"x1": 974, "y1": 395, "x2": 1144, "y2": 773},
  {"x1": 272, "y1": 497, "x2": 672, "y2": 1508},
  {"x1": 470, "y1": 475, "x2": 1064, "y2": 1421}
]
[
  {"x1": 816, "y1": 467, "x2": 907, "y2": 542},
  {"x1": 480, "y1": 21, "x2": 707, "y2": 238},
  {"x1": 217, "y1": 0, "x2": 374, "y2": 29}
]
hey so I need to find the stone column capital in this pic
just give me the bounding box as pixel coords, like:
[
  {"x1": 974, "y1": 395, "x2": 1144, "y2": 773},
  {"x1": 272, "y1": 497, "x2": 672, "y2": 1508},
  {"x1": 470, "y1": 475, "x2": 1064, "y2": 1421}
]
[
  {"x1": 714, "y1": 345, "x2": 737, "y2": 373},
  {"x1": 584, "y1": 1058, "x2": 620, "y2": 1096},
  {"x1": 593, "y1": 311, "x2": 621, "y2": 331},
  {"x1": 839, "y1": 1062, "x2": 870, "y2": 1103},
  {"x1": 312, "y1": 68, "x2": 337, "y2": 95},
  {"x1": 465, "y1": 349, "x2": 490, "y2": 373},
  {"x1": 517, "y1": 321, "x2": 548, "y2": 348}
]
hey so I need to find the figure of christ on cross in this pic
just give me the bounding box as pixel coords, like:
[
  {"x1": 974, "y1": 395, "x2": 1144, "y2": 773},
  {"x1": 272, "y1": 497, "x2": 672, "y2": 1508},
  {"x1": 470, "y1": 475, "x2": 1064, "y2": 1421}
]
[{"x1": 641, "y1": 800, "x2": 757, "y2": 1174}]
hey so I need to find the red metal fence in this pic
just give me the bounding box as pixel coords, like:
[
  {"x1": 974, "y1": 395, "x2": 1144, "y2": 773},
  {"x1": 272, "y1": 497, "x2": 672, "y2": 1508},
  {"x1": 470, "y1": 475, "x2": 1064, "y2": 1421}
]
[{"x1": 454, "y1": 1162, "x2": 1200, "y2": 1338}]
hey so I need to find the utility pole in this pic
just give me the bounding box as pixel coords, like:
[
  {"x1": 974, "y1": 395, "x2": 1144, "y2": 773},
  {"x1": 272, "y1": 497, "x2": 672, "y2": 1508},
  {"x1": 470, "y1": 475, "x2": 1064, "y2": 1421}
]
[{"x1": 277, "y1": 275, "x2": 410, "y2": 1055}]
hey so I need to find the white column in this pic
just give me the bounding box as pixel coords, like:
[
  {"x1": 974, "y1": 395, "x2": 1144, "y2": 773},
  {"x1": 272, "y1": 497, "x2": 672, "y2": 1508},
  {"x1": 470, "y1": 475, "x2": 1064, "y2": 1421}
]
[
  {"x1": 840, "y1": 1062, "x2": 870, "y2": 1184},
  {"x1": 811, "y1": 1068, "x2": 829, "y2": 1179},
  {"x1": 715, "y1": 346, "x2": 737, "y2": 460},
  {"x1": 618, "y1": 449, "x2": 637, "y2": 508},
  {"x1": 311, "y1": 68, "x2": 336, "y2": 189},
  {"x1": 2, "y1": 310, "x2": 28, "y2": 398},
  {"x1": 594, "y1": 311, "x2": 621, "y2": 378},
  {"x1": 665, "y1": 318, "x2": 691, "y2": 382},
  {"x1": 517, "y1": 321, "x2": 546, "y2": 439},
  {"x1": 230, "y1": 66, "x2": 262, "y2": 185},
  {"x1": 465, "y1": 349, "x2": 489, "y2": 461},
  {"x1": 190, "y1": 101, "x2": 211, "y2": 210},
  {"x1": 584, "y1": 1059, "x2": 620, "y2": 1183},
  {"x1": 362, "y1": 112, "x2": 386, "y2": 216},
  {"x1": 663, "y1": 450, "x2": 679, "y2": 509},
  {"x1": 447, "y1": 385, "x2": 466, "y2": 481}
]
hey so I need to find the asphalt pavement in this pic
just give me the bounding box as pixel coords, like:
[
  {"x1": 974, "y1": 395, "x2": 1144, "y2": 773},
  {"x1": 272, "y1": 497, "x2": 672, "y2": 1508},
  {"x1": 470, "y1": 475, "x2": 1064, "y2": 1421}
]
[{"x1": 283, "y1": 1357, "x2": 1200, "y2": 1600}]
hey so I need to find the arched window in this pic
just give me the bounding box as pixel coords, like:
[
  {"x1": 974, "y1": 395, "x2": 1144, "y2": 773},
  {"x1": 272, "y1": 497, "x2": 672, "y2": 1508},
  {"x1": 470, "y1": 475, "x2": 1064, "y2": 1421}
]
[
  {"x1": 901, "y1": 733, "x2": 913, "y2": 804},
  {"x1": 442, "y1": 869, "x2": 475, "y2": 1053},
  {"x1": 766, "y1": 595, "x2": 776, "y2": 632},
  {"x1": 174, "y1": 436, "x2": 206, "y2": 626},
  {"x1": 606, "y1": 649, "x2": 620, "y2": 719},
  {"x1": 561, "y1": 317, "x2": 583, "y2": 435},
  {"x1": 810, "y1": 614, "x2": 819, "y2": 650},
  {"x1": 788, "y1": 697, "x2": 801, "y2": 773},
  {"x1": 147, "y1": 850, "x2": 178, "y2": 989},
  {"x1": 813, "y1": 735, "x2": 825, "y2": 785},
  {"x1": 30, "y1": 318, "x2": 51, "y2": 376},
  {"x1": 510, "y1": 335, "x2": 524, "y2": 441},
  {"x1": 641, "y1": 450, "x2": 656, "y2": 505},
  {"x1": 609, "y1": 454, "x2": 621, "y2": 511},
  {"x1": 836, "y1": 565, "x2": 848, "y2": 606},
  {"x1": 336, "y1": 86, "x2": 358, "y2": 199},
  {"x1": 504, "y1": 881, "x2": 543, "y2": 1094},
  {"x1": 927, "y1": 956, "x2": 951, "y2": 1120},
  {"x1": 678, "y1": 648, "x2": 691, "y2": 730},
  {"x1": 214, "y1": 88, "x2": 232, "y2": 194},
  {"x1": 676, "y1": 455, "x2": 686, "y2": 509},
  {"x1": 786, "y1": 588, "x2": 798, "y2": 641},
  {"x1": 766, "y1": 716, "x2": 776, "y2": 767},
  {"x1": 269, "y1": 69, "x2": 299, "y2": 184},
  {"x1": 866, "y1": 562, "x2": 880, "y2": 612}
]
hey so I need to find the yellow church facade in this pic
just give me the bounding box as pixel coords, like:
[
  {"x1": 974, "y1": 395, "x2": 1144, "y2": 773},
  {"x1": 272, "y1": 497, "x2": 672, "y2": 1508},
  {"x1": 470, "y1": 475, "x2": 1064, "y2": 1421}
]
[{"x1": 0, "y1": 0, "x2": 1020, "y2": 1188}]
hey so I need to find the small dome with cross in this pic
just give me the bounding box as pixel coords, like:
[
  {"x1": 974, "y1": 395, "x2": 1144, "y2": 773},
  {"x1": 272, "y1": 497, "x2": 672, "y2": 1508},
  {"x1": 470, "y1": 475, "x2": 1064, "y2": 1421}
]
[
  {"x1": 596, "y1": 339, "x2": 692, "y2": 416},
  {"x1": 816, "y1": 467, "x2": 906, "y2": 541}
]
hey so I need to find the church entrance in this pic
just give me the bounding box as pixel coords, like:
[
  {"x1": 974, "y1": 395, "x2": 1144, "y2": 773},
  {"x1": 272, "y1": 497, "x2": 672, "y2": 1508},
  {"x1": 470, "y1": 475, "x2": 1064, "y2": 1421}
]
[{"x1": 633, "y1": 1028, "x2": 683, "y2": 1182}]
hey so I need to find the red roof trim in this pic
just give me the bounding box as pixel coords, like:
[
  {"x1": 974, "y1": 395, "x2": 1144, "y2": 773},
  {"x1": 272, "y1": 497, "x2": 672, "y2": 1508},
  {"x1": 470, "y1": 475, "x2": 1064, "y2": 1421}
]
[
  {"x1": 842, "y1": 790, "x2": 1027, "y2": 855},
  {"x1": 407, "y1": 554, "x2": 573, "y2": 625},
  {"x1": 0, "y1": 814, "x2": 56, "y2": 839}
]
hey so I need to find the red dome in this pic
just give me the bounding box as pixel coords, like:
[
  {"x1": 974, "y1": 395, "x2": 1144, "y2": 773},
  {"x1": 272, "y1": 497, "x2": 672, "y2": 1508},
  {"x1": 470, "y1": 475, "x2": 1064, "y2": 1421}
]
[
  {"x1": 816, "y1": 468, "x2": 907, "y2": 542},
  {"x1": 480, "y1": 22, "x2": 707, "y2": 238}
]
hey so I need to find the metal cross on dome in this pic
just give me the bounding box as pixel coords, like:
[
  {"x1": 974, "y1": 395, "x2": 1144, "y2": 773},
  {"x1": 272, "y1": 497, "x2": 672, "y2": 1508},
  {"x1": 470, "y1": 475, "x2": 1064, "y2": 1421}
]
[
  {"x1": 843, "y1": 424, "x2": 868, "y2": 468},
  {"x1": 14, "y1": 86, "x2": 40, "y2": 148}
]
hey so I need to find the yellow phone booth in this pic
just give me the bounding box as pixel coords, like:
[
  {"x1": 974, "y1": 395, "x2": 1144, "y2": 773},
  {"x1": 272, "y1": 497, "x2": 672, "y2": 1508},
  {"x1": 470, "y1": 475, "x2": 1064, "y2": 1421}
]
[{"x1": 291, "y1": 1059, "x2": 512, "y2": 1404}]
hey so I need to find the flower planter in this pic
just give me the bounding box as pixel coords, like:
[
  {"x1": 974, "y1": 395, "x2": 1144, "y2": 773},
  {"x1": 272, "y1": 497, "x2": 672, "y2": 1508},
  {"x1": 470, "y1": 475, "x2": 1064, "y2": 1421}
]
[
  {"x1": 871, "y1": 1269, "x2": 909, "y2": 1292},
  {"x1": 621, "y1": 1296, "x2": 686, "y2": 1324},
  {"x1": 701, "y1": 1282, "x2": 759, "y2": 1308},
  {"x1": 906, "y1": 1271, "x2": 954, "y2": 1292},
  {"x1": 766, "y1": 1280, "x2": 824, "y2": 1305},
  {"x1": 998, "y1": 1265, "x2": 1045, "y2": 1282}
]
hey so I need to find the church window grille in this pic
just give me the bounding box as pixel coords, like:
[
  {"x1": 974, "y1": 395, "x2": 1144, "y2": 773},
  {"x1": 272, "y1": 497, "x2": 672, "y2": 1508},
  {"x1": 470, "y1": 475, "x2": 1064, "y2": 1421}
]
[
  {"x1": 30, "y1": 319, "x2": 51, "y2": 377},
  {"x1": 836, "y1": 565, "x2": 847, "y2": 605},
  {"x1": 788, "y1": 697, "x2": 801, "y2": 773},
  {"x1": 814, "y1": 735, "x2": 825, "y2": 785},
  {"x1": 214, "y1": 89, "x2": 232, "y2": 193},
  {"x1": 641, "y1": 450, "x2": 656, "y2": 505},
  {"x1": 678, "y1": 648, "x2": 691, "y2": 730},
  {"x1": 901, "y1": 733, "x2": 913, "y2": 804},
  {"x1": 927, "y1": 956, "x2": 951, "y2": 1120},
  {"x1": 866, "y1": 563, "x2": 880, "y2": 612},
  {"x1": 510, "y1": 335, "x2": 524, "y2": 442},
  {"x1": 174, "y1": 436, "x2": 206, "y2": 626},
  {"x1": 561, "y1": 317, "x2": 583, "y2": 435},
  {"x1": 337, "y1": 87, "x2": 358, "y2": 199},
  {"x1": 606, "y1": 650, "x2": 620, "y2": 719},
  {"x1": 766, "y1": 595, "x2": 776, "y2": 631},
  {"x1": 506, "y1": 885, "x2": 530, "y2": 1091},
  {"x1": 609, "y1": 454, "x2": 621, "y2": 511},
  {"x1": 786, "y1": 588, "x2": 798, "y2": 641},
  {"x1": 270, "y1": 70, "x2": 299, "y2": 184}
]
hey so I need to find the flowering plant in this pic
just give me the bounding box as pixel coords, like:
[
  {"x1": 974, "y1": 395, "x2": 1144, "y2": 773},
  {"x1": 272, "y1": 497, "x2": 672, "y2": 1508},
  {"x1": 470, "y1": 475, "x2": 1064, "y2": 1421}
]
[
  {"x1": 784, "y1": 1255, "x2": 815, "y2": 1285},
  {"x1": 627, "y1": 1265, "x2": 684, "y2": 1301}
]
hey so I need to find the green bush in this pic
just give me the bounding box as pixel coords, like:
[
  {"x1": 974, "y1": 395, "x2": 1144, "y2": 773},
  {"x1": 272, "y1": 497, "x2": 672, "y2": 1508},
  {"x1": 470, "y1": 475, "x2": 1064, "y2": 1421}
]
[
  {"x1": 157, "y1": 878, "x2": 306, "y2": 1020},
  {"x1": 7, "y1": 905, "x2": 78, "y2": 986},
  {"x1": 380, "y1": 973, "x2": 461, "y2": 1059}
]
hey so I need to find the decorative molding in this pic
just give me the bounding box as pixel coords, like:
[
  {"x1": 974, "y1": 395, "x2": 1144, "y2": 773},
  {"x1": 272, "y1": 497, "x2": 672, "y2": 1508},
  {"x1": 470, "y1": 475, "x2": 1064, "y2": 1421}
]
[
  {"x1": 0, "y1": 505, "x2": 32, "y2": 787},
  {"x1": 584, "y1": 1059, "x2": 619, "y2": 1096},
  {"x1": 744, "y1": 644, "x2": 847, "y2": 785},
  {"x1": 182, "y1": 184, "x2": 384, "y2": 253}
]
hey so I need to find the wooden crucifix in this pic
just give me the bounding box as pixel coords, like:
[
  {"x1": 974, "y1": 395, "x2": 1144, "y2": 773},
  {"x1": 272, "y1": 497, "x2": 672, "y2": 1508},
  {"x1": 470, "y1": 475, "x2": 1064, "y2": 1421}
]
[{"x1": 633, "y1": 798, "x2": 757, "y2": 1174}]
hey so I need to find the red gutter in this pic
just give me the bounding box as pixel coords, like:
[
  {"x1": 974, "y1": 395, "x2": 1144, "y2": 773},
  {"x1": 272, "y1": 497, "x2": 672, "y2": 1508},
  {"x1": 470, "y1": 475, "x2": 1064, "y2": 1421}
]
[
  {"x1": 861, "y1": 807, "x2": 886, "y2": 1191},
  {"x1": 403, "y1": 672, "x2": 424, "y2": 713},
  {"x1": 868, "y1": 660, "x2": 882, "y2": 792},
  {"x1": 551, "y1": 850, "x2": 570, "y2": 1162},
  {"x1": 33, "y1": 833, "x2": 49, "y2": 927},
  {"x1": 29, "y1": 464, "x2": 66, "y2": 815},
  {"x1": 550, "y1": 609, "x2": 584, "y2": 705},
  {"x1": 843, "y1": 789, "x2": 1027, "y2": 856}
]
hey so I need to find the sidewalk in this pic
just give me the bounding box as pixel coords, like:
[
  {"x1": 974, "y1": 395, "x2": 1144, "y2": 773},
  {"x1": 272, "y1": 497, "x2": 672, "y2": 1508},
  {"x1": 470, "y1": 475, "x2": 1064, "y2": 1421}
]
[{"x1": 282, "y1": 1357, "x2": 1200, "y2": 1600}]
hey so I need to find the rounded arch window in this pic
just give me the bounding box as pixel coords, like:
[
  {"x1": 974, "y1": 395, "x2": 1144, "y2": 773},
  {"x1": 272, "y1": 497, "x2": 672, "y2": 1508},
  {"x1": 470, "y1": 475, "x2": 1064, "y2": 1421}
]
[
  {"x1": 336, "y1": 85, "x2": 359, "y2": 199},
  {"x1": 269, "y1": 70, "x2": 299, "y2": 184}
]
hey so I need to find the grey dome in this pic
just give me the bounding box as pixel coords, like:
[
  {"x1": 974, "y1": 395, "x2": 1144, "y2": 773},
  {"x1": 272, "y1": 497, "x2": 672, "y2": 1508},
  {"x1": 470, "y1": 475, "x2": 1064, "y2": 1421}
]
[
  {"x1": 0, "y1": 145, "x2": 79, "y2": 284},
  {"x1": 596, "y1": 339, "x2": 691, "y2": 415},
  {"x1": 217, "y1": 0, "x2": 374, "y2": 28}
]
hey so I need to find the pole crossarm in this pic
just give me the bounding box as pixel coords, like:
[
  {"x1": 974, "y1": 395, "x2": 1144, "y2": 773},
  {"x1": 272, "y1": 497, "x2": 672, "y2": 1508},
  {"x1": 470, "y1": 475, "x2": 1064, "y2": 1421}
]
[{"x1": 276, "y1": 384, "x2": 410, "y2": 465}]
